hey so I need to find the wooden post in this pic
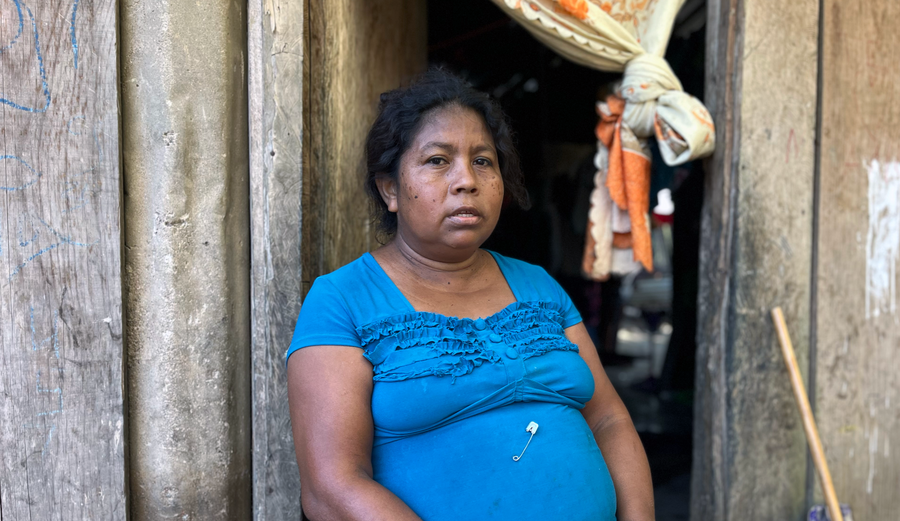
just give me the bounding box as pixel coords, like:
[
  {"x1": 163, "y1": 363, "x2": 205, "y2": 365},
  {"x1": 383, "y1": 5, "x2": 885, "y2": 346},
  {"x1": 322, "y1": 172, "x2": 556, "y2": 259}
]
[
  {"x1": 814, "y1": 0, "x2": 900, "y2": 516},
  {"x1": 248, "y1": 0, "x2": 306, "y2": 517},
  {"x1": 0, "y1": 0, "x2": 126, "y2": 518},
  {"x1": 694, "y1": 0, "x2": 819, "y2": 519}
]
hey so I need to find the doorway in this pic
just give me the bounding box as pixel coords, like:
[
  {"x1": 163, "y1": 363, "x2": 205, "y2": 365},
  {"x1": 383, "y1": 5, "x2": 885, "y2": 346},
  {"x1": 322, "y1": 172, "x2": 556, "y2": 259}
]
[{"x1": 427, "y1": 2, "x2": 707, "y2": 518}]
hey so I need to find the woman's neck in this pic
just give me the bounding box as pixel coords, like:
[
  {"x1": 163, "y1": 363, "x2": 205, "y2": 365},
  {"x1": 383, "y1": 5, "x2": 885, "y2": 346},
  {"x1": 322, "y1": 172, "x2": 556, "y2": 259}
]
[{"x1": 376, "y1": 238, "x2": 488, "y2": 287}]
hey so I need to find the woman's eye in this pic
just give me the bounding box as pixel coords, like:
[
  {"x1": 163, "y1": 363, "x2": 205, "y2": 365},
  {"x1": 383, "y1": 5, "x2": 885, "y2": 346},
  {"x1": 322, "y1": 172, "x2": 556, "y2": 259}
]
[
  {"x1": 426, "y1": 157, "x2": 447, "y2": 165},
  {"x1": 474, "y1": 157, "x2": 493, "y2": 167}
]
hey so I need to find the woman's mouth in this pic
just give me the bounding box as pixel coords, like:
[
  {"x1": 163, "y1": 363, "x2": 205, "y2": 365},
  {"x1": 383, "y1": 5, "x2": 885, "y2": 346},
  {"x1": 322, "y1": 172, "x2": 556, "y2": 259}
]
[{"x1": 448, "y1": 207, "x2": 482, "y2": 225}]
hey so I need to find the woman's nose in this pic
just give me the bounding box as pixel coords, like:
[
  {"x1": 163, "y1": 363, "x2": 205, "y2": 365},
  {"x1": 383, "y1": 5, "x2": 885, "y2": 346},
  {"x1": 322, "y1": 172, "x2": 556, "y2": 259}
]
[{"x1": 450, "y1": 162, "x2": 478, "y2": 194}]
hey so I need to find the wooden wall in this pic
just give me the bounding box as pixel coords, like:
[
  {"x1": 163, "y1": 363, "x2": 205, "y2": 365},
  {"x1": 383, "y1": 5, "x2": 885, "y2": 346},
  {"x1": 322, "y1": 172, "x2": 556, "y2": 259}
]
[
  {"x1": 696, "y1": 0, "x2": 900, "y2": 519},
  {"x1": 0, "y1": 0, "x2": 126, "y2": 518},
  {"x1": 694, "y1": 0, "x2": 819, "y2": 518},
  {"x1": 248, "y1": 0, "x2": 426, "y2": 518},
  {"x1": 303, "y1": 0, "x2": 428, "y2": 288},
  {"x1": 815, "y1": 0, "x2": 900, "y2": 517}
]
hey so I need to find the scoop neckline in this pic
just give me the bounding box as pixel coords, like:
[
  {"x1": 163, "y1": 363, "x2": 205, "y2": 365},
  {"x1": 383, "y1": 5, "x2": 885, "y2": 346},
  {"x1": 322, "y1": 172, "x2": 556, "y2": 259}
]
[{"x1": 361, "y1": 250, "x2": 521, "y2": 321}]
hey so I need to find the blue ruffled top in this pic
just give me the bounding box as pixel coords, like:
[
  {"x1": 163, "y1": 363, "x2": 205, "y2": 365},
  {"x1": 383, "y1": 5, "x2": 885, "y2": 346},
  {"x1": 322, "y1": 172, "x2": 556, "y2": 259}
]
[{"x1": 288, "y1": 251, "x2": 617, "y2": 520}]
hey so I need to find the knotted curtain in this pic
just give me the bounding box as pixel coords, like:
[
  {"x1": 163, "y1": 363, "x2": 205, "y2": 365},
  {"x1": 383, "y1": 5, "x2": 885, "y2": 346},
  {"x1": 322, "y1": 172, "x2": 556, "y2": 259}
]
[{"x1": 488, "y1": 0, "x2": 715, "y2": 278}]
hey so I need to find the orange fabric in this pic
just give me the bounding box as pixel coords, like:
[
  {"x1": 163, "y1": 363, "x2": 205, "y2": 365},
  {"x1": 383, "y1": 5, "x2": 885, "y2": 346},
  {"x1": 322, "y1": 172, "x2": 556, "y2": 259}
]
[
  {"x1": 595, "y1": 93, "x2": 653, "y2": 272},
  {"x1": 556, "y1": 0, "x2": 589, "y2": 20}
]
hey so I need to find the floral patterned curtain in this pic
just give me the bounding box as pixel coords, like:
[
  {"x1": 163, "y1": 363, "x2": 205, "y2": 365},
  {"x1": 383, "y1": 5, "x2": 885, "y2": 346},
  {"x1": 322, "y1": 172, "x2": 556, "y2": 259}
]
[{"x1": 489, "y1": 0, "x2": 715, "y2": 278}]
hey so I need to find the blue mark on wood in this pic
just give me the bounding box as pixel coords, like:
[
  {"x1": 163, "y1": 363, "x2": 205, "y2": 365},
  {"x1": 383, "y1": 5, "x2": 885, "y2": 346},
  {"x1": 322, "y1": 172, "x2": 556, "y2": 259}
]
[
  {"x1": 22, "y1": 299, "x2": 64, "y2": 460},
  {"x1": 0, "y1": 155, "x2": 41, "y2": 191},
  {"x1": 30, "y1": 305, "x2": 59, "y2": 358},
  {"x1": 7, "y1": 215, "x2": 98, "y2": 280},
  {"x1": 66, "y1": 115, "x2": 86, "y2": 135},
  {"x1": 0, "y1": 2, "x2": 51, "y2": 113},
  {"x1": 62, "y1": 167, "x2": 96, "y2": 213},
  {"x1": 35, "y1": 371, "x2": 63, "y2": 416},
  {"x1": 42, "y1": 423, "x2": 56, "y2": 458},
  {"x1": 35, "y1": 215, "x2": 94, "y2": 247},
  {"x1": 17, "y1": 212, "x2": 38, "y2": 246},
  {"x1": 22, "y1": 422, "x2": 57, "y2": 461},
  {"x1": 70, "y1": 0, "x2": 80, "y2": 69},
  {"x1": 0, "y1": 0, "x2": 24, "y2": 54}
]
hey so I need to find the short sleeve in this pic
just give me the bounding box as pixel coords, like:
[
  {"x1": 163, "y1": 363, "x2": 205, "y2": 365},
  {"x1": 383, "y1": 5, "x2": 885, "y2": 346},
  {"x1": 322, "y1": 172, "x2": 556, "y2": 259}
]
[
  {"x1": 286, "y1": 277, "x2": 362, "y2": 364},
  {"x1": 487, "y1": 251, "x2": 583, "y2": 329}
]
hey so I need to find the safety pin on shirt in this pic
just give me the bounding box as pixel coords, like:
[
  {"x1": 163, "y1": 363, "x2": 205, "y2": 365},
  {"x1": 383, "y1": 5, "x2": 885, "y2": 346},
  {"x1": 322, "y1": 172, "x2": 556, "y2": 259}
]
[{"x1": 512, "y1": 421, "x2": 539, "y2": 461}]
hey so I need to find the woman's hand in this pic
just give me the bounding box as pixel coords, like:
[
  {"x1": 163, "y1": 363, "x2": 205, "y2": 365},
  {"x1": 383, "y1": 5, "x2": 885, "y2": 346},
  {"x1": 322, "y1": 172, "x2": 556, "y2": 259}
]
[
  {"x1": 287, "y1": 346, "x2": 423, "y2": 521},
  {"x1": 567, "y1": 323, "x2": 656, "y2": 521}
]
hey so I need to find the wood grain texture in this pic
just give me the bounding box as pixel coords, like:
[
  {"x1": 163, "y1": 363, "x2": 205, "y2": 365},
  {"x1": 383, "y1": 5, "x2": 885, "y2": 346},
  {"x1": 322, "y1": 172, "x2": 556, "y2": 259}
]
[
  {"x1": 694, "y1": 0, "x2": 819, "y2": 519},
  {"x1": 0, "y1": 0, "x2": 126, "y2": 518},
  {"x1": 303, "y1": 0, "x2": 427, "y2": 292},
  {"x1": 248, "y1": 0, "x2": 305, "y2": 518},
  {"x1": 692, "y1": 2, "x2": 742, "y2": 518},
  {"x1": 815, "y1": 1, "x2": 900, "y2": 517}
]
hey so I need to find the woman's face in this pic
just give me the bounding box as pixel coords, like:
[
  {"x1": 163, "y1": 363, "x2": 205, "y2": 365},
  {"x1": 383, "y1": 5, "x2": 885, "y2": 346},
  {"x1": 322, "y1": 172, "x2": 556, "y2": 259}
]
[{"x1": 378, "y1": 105, "x2": 504, "y2": 261}]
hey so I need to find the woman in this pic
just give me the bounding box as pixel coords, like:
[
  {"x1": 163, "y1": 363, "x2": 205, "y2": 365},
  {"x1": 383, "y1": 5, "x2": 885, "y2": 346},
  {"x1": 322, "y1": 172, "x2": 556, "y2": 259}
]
[{"x1": 287, "y1": 69, "x2": 654, "y2": 521}]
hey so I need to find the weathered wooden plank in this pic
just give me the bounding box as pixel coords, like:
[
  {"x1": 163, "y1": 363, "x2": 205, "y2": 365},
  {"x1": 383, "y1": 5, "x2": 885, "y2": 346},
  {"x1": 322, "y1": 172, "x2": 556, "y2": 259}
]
[
  {"x1": 248, "y1": 0, "x2": 305, "y2": 518},
  {"x1": 694, "y1": 0, "x2": 819, "y2": 519},
  {"x1": 303, "y1": 0, "x2": 427, "y2": 291},
  {"x1": 0, "y1": 0, "x2": 126, "y2": 519},
  {"x1": 692, "y1": 1, "x2": 741, "y2": 518},
  {"x1": 815, "y1": 1, "x2": 900, "y2": 517},
  {"x1": 119, "y1": 0, "x2": 251, "y2": 517}
]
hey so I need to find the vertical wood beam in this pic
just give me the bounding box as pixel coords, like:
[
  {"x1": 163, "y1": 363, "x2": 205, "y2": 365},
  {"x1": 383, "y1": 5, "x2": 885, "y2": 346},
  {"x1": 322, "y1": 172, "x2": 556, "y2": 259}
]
[
  {"x1": 120, "y1": 0, "x2": 251, "y2": 517},
  {"x1": 815, "y1": 1, "x2": 900, "y2": 517},
  {"x1": 248, "y1": 0, "x2": 305, "y2": 518},
  {"x1": 0, "y1": 0, "x2": 126, "y2": 518},
  {"x1": 694, "y1": 0, "x2": 819, "y2": 519}
]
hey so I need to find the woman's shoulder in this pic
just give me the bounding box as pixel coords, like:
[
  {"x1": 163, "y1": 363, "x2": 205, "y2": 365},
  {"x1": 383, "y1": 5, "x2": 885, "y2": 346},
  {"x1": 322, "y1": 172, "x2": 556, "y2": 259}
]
[
  {"x1": 487, "y1": 250, "x2": 555, "y2": 285},
  {"x1": 304, "y1": 252, "x2": 406, "y2": 321},
  {"x1": 487, "y1": 251, "x2": 579, "y2": 327},
  {"x1": 314, "y1": 253, "x2": 374, "y2": 286},
  {"x1": 289, "y1": 253, "x2": 400, "y2": 357}
]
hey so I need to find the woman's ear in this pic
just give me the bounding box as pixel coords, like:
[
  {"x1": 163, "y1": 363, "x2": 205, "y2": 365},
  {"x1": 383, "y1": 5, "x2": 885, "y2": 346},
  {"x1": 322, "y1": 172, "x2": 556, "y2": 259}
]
[{"x1": 375, "y1": 175, "x2": 399, "y2": 213}]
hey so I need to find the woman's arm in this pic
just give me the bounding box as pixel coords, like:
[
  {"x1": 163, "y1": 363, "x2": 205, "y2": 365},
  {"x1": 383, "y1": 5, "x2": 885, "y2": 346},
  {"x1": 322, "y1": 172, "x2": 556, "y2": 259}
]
[
  {"x1": 566, "y1": 323, "x2": 655, "y2": 521},
  {"x1": 287, "y1": 346, "x2": 423, "y2": 521}
]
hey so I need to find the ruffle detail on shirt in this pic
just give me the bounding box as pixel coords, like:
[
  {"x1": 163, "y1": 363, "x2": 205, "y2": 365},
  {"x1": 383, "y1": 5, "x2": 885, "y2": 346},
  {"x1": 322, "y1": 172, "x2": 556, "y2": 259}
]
[
  {"x1": 358, "y1": 312, "x2": 477, "y2": 348},
  {"x1": 492, "y1": 305, "x2": 579, "y2": 359},
  {"x1": 358, "y1": 301, "x2": 578, "y2": 382}
]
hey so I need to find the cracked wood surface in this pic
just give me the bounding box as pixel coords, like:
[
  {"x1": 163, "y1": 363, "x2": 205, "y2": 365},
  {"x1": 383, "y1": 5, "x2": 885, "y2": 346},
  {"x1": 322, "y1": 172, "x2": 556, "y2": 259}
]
[{"x1": 0, "y1": 0, "x2": 126, "y2": 518}]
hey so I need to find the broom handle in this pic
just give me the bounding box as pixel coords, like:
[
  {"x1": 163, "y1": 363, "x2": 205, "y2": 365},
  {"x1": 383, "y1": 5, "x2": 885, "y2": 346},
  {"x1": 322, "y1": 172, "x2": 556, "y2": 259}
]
[{"x1": 771, "y1": 307, "x2": 843, "y2": 521}]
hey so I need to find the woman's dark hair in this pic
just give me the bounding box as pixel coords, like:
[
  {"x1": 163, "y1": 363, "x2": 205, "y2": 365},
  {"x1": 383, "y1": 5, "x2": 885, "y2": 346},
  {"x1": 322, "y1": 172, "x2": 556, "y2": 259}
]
[{"x1": 364, "y1": 68, "x2": 531, "y2": 236}]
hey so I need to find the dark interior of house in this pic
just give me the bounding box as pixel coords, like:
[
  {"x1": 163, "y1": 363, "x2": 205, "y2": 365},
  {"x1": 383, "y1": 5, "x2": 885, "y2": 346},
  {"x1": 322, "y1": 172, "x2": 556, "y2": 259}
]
[{"x1": 427, "y1": 2, "x2": 708, "y2": 517}]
